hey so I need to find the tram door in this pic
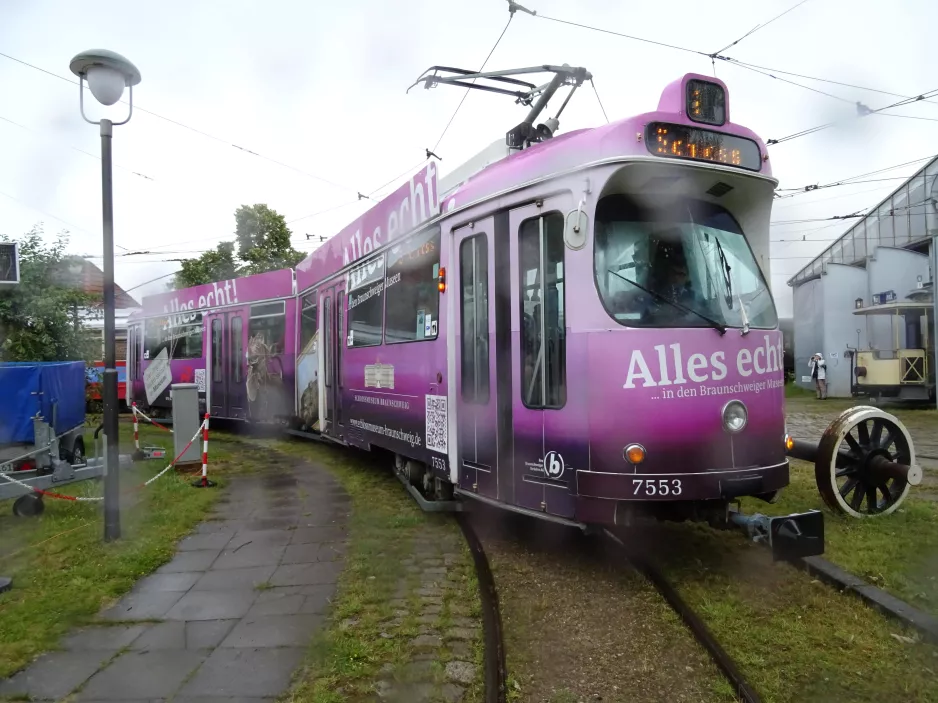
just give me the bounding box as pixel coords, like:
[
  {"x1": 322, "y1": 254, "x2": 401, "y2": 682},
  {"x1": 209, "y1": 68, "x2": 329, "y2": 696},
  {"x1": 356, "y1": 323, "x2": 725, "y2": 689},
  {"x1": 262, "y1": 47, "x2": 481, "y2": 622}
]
[
  {"x1": 453, "y1": 217, "x2": 502, "y2": 500},
  {"x1": 508, "y1": 197, "x2": 584, "y2": 518},
  {"x1": 207, "y1": 311, "x2": 245, "y2": 419},
  {"x1": 321, "y1": 282, "x2": 347, "y2": 440}
]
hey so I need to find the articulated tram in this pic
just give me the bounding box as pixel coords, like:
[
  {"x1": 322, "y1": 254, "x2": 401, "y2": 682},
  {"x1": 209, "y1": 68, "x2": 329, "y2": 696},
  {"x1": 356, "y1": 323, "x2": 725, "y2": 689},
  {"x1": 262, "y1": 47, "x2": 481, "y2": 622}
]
[{"x1": 129, "y1": 67, "x2": 809, "y2": 531}]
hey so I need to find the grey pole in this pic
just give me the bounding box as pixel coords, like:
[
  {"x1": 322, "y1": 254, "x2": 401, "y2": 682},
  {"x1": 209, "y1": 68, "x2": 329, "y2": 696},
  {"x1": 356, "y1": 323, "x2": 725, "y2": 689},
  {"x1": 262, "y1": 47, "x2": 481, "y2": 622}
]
[
  {"x1": 932, "y1": 233, "x2": 938, "y2": 411},
  {"x1": 100, "y1": 117, "x2": 120, "y2": 541}
]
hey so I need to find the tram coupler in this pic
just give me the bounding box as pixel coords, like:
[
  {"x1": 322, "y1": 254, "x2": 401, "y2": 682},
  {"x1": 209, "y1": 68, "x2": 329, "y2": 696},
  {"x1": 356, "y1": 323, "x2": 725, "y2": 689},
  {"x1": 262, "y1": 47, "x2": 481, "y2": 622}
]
[{"x1": 730, "y1": 508, "x2": 825, "y2": 561}]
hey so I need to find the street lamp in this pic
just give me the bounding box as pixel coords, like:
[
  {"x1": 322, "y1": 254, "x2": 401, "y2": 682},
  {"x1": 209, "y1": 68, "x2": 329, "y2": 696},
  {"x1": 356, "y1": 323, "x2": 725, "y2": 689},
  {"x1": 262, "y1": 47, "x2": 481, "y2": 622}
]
[{"x1": 69, "y1": 49, "x2": 141, "y2": 542}]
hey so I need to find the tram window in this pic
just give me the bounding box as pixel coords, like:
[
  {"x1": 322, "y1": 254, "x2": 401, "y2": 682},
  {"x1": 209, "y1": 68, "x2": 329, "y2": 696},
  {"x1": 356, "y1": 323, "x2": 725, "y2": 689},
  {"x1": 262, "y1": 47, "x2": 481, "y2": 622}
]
[
  {"x1": 145, "y1": 312, "x2": 203, "y2": 361},
  {"x1": 324, "y1": 296, "x2": 333, "y2": 388},
  {"x1": 211, "y1": 319, "x2": 222, "y2": 383},
  {"x1": 347, "y1": 255, "x2": 385, "y2": 347},
  {"x1": 460, "y1": 234, "x2": 490, "y2": 404},
  {"x1": 594, "y1": 195, "x2": 778, "y2": 330},
  {"x1": 300, "y1": 293, "x2": 318, "y2": 351},
  {"x1": 248, "y1": 302, "x2": 286, "y2": 353},
  {"x1": 231, "y1": 317, "x2": 243, "y2": 383},
  {"x1": 385, "y1": 228, "x2": 442, "y2": 343},
  {"x1": 519, "y1": 212, "x2": 566, "y2": 409}
]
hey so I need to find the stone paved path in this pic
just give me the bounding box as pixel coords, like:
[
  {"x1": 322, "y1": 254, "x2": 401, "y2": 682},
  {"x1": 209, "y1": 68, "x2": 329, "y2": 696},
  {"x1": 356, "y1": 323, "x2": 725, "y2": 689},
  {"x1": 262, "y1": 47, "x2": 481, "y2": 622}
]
[
  {"x1": 365, "y1": 528, "x2": 483, "y2": 703},
  {"x1": 0, "y1": 461, "x2": 350, "y2": 702}
]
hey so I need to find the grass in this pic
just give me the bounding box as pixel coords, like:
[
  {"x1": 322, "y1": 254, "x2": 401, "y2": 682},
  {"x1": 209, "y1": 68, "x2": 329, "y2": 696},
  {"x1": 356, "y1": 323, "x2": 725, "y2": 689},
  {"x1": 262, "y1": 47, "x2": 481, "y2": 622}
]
[
  {"x1": 0, "y1": 420, "x2": 230, "y2": 678},
  {"x1": 257, "y1": 438, "x2": 483, "y2": 703},
  {"x1": 741, "y1": 459, "x2": 938, "y2": 614}
]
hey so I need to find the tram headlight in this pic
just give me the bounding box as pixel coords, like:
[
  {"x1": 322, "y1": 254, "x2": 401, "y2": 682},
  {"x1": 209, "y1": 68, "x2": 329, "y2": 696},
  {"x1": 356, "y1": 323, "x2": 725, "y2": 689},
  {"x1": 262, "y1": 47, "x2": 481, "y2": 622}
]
[
  {"x1": 623, "y1": 443, "x2": 646, "y2": 465},
  {"x1": 721, "y1": 400, "x2": 748, "y2": 434}
]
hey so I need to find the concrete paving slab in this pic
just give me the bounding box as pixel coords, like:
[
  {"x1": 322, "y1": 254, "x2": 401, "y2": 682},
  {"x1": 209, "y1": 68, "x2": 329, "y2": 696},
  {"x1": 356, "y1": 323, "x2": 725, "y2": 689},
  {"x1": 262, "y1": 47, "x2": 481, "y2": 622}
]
[
  {"x1": 62, "y1": 624, "x2": 149, "y2": 651},
  {"x1": 173, "y1": 698, "x2": 274, "y2": 703},
  {"x1": 154, "y1": 549, "x2": 220, "y2": 573},
  {"x1": 212, "y1": 544, "x2": 286, "y2": 570},
  {"x1": 164, "y1": 590, "x2": 257, "y2": 621},
  {"x1": 192, "y1": 565, "x2": 276, "y2": 591},
  {"x1": 245, "y1": 592, "x2": 307, "y2": 617},
  {"x1": 177, "y1": 647, "x2": 306, "y2": 698},
  {"x1": 280, "y1": 543, "x2": 321, "y2": 564},
  {"x1": 0, "y1": 650, "x2": 114, "y2": 700},
  {"x1": 219, "y1": 614, "x2": 324, "y2": 648},
  {"x1": 177, "y1": 531, "x2": 235, "y2": 551},
  {"x1": 243, "y1": 517, "x2": 299, "y2": 531},
  {"x1": 290, "y1": 526, "x2": 348, "y2": 544},
  {"x1": 227, "y1": 529, "x2": 292, "y2": 549},
  {"x1": 133, "y1": 571, "x2": 203, "y2": 593},
  {"x1": 300, "y1": 584, "x2": 338, "y2": 614},
  {"x1": 99, "y1": 590, "x2": 184, "y2": 621},
  {"x1": 76, "y1": 648, "x2": 209, "y2": 700},
  {"x1": 270, "y1": 560, "x2": 342, "y2": 586}
]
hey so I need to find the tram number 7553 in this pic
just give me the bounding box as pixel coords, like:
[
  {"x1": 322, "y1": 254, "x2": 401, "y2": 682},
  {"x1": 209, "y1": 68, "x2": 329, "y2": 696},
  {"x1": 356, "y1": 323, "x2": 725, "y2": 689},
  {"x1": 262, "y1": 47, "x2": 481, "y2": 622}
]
[{"x1": 632, "y1": 479, "x2": 682, "y2": 496}]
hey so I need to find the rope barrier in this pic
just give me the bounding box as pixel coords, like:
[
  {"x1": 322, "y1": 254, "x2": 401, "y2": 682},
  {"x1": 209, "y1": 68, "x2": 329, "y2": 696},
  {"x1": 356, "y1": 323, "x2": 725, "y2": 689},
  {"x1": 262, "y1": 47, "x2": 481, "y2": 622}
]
[
  {"x1": 0, "y1": 419, "x2": 208, "y2": 502},
  {"x1": 131, "y1": 403, "x2": 173, "y2": 434}
]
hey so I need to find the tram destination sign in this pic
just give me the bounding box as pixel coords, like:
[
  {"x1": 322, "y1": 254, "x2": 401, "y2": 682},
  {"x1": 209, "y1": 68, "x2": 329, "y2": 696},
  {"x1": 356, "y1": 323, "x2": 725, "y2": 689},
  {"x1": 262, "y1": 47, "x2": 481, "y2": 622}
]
[{"x1": 645, "y1": 122, "x2": 762, "y2": 171}]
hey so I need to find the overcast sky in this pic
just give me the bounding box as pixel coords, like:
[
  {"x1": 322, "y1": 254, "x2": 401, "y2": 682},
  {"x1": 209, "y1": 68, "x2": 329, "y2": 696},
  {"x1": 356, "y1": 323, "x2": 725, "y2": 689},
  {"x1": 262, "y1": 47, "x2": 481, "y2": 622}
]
[{"x1": 0, "y1": 0, "x2": 934, "y2": 316}]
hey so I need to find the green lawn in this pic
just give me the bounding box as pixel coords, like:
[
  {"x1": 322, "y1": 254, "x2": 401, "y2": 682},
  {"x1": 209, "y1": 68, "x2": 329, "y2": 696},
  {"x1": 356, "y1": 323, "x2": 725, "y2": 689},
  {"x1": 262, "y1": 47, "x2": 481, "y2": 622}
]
[{"x1": 0, "y1": 421, "x2": 228, "y2": 678}]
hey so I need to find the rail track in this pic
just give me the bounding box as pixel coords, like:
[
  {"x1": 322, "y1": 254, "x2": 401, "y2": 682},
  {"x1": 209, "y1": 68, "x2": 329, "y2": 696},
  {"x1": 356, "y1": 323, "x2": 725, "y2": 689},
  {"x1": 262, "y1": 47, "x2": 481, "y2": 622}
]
[
  {"x1": 605, "y1": 529, "x2": 762, "y2": 703},
  {"x1": 456, "y1": 512, "x2": 508, "y2": 703}
]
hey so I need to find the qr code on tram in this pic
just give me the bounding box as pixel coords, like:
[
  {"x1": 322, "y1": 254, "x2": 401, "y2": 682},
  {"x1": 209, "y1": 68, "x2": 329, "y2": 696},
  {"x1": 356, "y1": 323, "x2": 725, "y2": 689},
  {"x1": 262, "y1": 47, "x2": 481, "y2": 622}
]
[{"x1": 425, "y1": 394, "x2": 448, "y2": 454}]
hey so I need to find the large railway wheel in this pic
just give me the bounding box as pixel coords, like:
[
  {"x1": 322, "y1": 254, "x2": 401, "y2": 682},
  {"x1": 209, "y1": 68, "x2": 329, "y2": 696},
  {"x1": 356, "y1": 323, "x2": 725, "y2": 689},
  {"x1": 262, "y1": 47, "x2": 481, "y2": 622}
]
[{"x1": 814, "y1": 406, "x2": 922, "y2": 518}]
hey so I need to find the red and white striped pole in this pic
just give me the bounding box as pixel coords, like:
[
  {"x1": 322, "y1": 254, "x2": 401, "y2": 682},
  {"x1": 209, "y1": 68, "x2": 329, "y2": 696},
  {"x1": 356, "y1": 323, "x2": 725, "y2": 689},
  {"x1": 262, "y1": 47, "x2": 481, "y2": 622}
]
[
  {"x1": 192, "y1": 412, "x2": 215, "y2": 488},
  {"x1": 131, "y1": 403, "x2": 144, "y2": 460}
]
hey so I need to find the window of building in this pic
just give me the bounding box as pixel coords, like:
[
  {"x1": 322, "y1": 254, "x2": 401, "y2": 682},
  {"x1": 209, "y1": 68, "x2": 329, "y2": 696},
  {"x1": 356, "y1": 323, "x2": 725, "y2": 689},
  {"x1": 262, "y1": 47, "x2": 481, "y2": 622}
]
[
  {"x1": 144, "y1": 311, "x2": 203, "y2": 361},
  {"x1": 300, "y1": 293, "x2": 318, "y2": 352},
  {"x1": 231, "y1": 316, "x2": 243, "y2": 383},
  {"x1": 892, "y1": 185, "x2": 910, "y2": 245},
  {"x1": 459, "y1": 233, "x2": 490, "y2": 404},
  {"x1": 211, "y1": 319, "x2": 222, "y2": 383},
  {"x1": 909, "y1": 172, "x2": 927, "y2": 240},
  {"x1": 519, "y1": 212, "x2": 566, "y2": 409},
  {"x1": 347, "y1": 255, "x2": 385, "y2": 347},
  {"x1": 248, "y1": 301, "x2": 286, "y2": 353},
  {"x1": 384, "y1": 228, "x2": 442, "y2": 343}
]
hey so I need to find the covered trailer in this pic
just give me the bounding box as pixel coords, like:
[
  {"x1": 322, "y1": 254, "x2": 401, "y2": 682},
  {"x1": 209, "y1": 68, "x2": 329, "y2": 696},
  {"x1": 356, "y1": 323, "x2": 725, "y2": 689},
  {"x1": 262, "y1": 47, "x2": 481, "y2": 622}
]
[{"x1": 0, "y1": 361, "x2": 94, "y2": 515}]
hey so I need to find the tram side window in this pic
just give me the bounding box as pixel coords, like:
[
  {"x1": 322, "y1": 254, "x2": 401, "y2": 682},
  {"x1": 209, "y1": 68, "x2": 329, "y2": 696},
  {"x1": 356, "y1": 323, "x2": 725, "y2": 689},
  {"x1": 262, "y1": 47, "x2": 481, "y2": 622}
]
[
  {"x1": 248, "y1": 301, "x2": 286, "y2": 353},
  {"x1": 144, "y1": 312, "x2": 203, "y2": 361},
  {"x1": 460, "y1": 234, "x2": 489, "y2": 404},
  {"x1": 211, "y1": 319, "x2": 222, "y2": 383},
  {"x1": 385, "y1": 228, "x2": 442, "y2": 343},
  {"x1": 347, "y1": 255, "x2": 385, "y2": 347},
  {"x1": 299, "y1": 293, "x2": 318, "y2": 352},
  {"x1": 519, "y1": 212, "x2": 566, "y2": 409},
  {"x1": 231, "y1": 317, "x2": 243, "y2": 383}
]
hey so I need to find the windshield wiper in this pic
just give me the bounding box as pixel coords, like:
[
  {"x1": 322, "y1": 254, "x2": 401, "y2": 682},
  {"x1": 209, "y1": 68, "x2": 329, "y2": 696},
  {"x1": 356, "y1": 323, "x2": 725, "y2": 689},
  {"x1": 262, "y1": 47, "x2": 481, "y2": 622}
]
[
  {"x1": 607, "y1": 268, "x2": 726, "y2": 335},
  {"x1": 714, "y1": 238, "x2": 752, "y2": 336}
]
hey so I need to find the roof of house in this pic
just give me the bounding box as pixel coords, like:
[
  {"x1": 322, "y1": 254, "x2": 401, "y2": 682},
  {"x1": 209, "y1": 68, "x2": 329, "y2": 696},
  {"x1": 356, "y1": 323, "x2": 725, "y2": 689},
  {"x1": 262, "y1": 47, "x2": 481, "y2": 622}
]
[{"x1": 60, "y1": 257, "x2": 139, "y2": 309}]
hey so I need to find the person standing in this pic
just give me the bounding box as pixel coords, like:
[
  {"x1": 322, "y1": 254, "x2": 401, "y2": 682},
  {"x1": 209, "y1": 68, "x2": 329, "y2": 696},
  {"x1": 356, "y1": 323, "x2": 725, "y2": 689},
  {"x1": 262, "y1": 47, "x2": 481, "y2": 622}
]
[{"x1": 809, "y1": 352, "x2": 827, "y2": 400}]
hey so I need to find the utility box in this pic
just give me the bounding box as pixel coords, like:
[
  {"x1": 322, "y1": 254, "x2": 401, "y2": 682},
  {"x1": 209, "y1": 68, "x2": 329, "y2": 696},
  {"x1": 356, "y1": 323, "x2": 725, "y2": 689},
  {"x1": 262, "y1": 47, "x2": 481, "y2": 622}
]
[{"x1": 171, "y1": 383, "x2": 201, "y2": 466}]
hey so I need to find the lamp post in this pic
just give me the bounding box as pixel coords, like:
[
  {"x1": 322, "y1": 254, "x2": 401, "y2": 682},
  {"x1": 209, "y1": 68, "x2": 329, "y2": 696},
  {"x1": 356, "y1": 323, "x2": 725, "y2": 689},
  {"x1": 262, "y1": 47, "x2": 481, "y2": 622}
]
[{"x1": 69, "y1": 50, "x2": 141, "y2": 542}]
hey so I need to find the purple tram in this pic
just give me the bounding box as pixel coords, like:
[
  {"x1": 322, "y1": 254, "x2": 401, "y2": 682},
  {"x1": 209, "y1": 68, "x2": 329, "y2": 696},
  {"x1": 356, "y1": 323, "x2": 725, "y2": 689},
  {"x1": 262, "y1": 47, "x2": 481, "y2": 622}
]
[{"x1": 128, "y1": 68, "x2": 838, "y2": 547}]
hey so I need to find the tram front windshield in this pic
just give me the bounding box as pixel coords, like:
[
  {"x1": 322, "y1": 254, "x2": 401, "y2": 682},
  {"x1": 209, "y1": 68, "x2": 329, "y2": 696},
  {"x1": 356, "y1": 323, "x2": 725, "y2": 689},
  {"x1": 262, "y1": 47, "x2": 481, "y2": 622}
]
[{"x1": 594, "y1": 195, "x2": 777, "y2": 330}]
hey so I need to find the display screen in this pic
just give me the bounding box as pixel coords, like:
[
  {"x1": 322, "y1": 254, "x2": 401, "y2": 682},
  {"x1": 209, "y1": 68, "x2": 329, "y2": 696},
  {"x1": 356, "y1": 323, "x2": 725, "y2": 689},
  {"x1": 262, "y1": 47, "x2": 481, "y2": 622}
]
[{"x1": 645, "y1": 122, "x2": 762, "y2": 171}]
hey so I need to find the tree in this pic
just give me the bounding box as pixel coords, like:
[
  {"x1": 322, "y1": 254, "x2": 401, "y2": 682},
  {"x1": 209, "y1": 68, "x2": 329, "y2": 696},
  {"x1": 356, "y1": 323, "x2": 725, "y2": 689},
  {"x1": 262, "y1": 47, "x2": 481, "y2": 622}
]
[
  {"x1": 0, "y1": 227, "x2": 100, "y2": 362},
  {"x1": 173, "y1": 241, "x2": 238, "y2": 289},
  {"x1": 234, "y1": 204, "x2": 305, "y2": 276},
  {"x1": 172, "y1": 204, "x2": 305, "y2": 289}
]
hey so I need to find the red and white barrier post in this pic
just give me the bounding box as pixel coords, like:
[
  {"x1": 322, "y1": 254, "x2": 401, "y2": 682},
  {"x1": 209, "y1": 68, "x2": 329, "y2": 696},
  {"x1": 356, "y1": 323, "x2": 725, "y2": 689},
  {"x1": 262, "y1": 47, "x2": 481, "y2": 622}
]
[
  {"x1": 131, "y1": 403, "x2": 144, "y2": 460},
  {"x1": 192, "y1": 413, "x2": 215, "y2": 488}
]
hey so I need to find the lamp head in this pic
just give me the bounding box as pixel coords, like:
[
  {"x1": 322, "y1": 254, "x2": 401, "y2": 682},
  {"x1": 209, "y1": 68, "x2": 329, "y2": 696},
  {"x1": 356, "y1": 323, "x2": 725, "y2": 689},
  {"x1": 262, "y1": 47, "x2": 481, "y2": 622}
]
[{"x1": 69, "y1": 50, "x2": 141, "y2": 107}]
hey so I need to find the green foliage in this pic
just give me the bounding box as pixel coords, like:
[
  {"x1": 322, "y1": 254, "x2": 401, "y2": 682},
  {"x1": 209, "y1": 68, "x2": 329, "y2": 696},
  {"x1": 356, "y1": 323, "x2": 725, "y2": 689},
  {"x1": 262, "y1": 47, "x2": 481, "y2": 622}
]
[
  {"x1": 235, "y1": 203, "x2": 306, "y2": 276},
  {"x1": 0, "y1": 227, "x2": 101, "y2": 362},
  {"x1": 172, "y1": 204, "x2": 305, "y2": 289},
  {"x1": 173, "y1": 241, "x2": 238, "y2": 289}
]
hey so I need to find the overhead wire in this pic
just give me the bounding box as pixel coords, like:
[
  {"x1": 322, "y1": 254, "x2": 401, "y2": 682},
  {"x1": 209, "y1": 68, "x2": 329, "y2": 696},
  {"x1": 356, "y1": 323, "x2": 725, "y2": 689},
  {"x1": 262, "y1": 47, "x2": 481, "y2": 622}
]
[
  {"x1": 710, "y1": 0, "x2": 812, "y2": 56},
  {"x1": 590, "y1": 79, "x2": 610, "y2": 124}
]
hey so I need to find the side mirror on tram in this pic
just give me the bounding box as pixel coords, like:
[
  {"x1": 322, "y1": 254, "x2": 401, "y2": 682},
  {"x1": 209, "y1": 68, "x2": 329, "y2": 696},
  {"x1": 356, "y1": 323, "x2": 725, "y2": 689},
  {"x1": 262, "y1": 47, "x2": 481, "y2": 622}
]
[{"x1": 564, "y1": 209, "x2": 588, "y2": 250}]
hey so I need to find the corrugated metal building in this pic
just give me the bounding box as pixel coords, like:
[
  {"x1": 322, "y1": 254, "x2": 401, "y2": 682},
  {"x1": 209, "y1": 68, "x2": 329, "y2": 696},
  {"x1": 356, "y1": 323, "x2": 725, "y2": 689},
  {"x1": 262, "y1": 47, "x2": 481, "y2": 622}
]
[{"x1": 787, "y1": 156, "x2": 937, "y2": 398}]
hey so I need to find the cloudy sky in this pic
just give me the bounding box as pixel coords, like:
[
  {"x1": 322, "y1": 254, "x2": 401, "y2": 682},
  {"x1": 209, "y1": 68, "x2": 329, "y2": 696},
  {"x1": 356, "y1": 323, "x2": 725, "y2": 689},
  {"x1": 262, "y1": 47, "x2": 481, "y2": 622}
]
[{"x1": 0, "y1": 0, "x2": 934, "y2": 316}]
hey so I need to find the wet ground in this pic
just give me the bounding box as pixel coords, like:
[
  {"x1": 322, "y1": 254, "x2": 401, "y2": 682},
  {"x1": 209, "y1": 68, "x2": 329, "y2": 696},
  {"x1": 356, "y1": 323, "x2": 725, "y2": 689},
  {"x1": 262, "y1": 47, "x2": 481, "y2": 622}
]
[{"x1": 0, "y1": 453, "x2": 351, "y2": 702}]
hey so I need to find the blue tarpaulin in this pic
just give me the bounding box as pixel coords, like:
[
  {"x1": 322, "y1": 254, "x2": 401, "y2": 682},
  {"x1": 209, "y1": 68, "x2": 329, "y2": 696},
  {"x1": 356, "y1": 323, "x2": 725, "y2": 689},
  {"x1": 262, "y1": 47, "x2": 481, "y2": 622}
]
[{"x1": 0, "y1": 361, "x2": 86, "y2": 444}]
